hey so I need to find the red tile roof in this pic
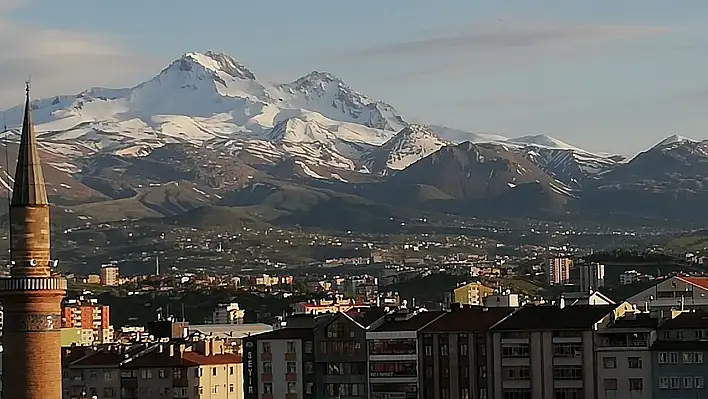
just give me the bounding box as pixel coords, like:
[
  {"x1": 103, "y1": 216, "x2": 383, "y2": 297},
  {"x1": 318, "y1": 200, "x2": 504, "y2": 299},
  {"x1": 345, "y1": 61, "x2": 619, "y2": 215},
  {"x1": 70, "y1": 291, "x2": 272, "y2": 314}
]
[{"x1": 678, "y1": 276, "x2": 708, "y2": 290}]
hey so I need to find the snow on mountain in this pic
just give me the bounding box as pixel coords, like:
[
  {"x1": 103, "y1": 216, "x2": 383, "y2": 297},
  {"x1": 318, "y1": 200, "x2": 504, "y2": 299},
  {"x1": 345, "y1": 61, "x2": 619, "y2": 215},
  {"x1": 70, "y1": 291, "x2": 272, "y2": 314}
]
[
  {"x1": 419, "y1": 125, "x2": 508, "y2": 144},
  {"x1": 271, "y1": 71, "x2": 407, "y2": 132},
  {"x1": 0, "y1": 51, "x2": 405, "y2": 175},
  {"x1": 364, "y1": 124, "x2": 450, "y2": 174},
  {"x1": 507, "y1": 134, "x2": 582, "y2": 151},
  {"x1": 652, "y1": 134, "x2": 699, "y2": 149}
]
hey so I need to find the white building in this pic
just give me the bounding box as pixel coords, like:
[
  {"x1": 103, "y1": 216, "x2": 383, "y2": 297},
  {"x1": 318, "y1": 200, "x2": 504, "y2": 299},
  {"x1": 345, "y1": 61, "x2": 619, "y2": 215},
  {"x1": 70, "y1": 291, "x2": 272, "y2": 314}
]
[
  {"x1": 626, "y1": 276, "x2": 708, "y2": 310},
  {"x1": 212, "y1": 303, "x2": 246, "y2": 324}
]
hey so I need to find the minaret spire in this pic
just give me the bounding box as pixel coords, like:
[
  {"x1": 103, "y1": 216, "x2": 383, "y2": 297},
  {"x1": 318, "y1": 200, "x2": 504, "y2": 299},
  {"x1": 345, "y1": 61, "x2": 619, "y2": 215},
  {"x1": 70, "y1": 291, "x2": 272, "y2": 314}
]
[{"x1": 11, "y1": 80, "x2": 47, "y2": 206}]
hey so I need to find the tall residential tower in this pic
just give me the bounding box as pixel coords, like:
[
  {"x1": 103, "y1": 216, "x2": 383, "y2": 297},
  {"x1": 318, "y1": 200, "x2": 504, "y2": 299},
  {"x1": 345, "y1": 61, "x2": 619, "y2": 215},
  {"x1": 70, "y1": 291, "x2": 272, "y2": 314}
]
[{"x1": 0, "y1": 84, "x2": 67, "y2": 399}]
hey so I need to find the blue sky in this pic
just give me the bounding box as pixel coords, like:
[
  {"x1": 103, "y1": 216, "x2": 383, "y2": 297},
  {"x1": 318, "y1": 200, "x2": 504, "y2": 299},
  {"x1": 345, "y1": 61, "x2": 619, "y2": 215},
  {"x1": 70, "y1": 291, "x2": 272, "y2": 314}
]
[{"x1": 2, "y1": 0, "x2": 708, "y2": 154}]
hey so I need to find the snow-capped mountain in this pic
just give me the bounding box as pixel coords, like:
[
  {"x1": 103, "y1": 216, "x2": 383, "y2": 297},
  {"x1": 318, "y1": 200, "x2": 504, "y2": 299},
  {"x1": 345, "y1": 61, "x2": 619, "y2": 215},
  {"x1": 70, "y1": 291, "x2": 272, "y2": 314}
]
[
  {"x1": 1, "y1": 51, "x2": 400, "y2": 172},
  {"x1": 521, "y1": 146, "x2": 619, "y2": 188},
  {"x1": 365, "y1": 124, "x2": 450, "y2": 174},
  {"x1": 651, "y1": 134, "x2": 699, "y2": 150},
  {"x1": 0, "y1": 50, "x2": 621, "y2": 187}
]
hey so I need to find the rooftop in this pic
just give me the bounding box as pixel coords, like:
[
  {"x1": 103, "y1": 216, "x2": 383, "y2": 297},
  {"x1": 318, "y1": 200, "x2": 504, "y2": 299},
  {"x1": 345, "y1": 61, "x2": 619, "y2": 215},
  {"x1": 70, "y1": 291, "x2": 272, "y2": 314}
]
[
  {"x1": 345, "y1": 307, "x2": 388, "y2": 328},
  {"x1": 491, "y1": 304, "x2": 615, "y2": 331},
  {"x1": 243, "y1": 327, "x2": 314, "y2": 341},
  {"x1": 372, "y1": 310, "x2": 445, "y2": 332},
  {"x1": 421, "y1": 307, "x2": 515, "y2": 332},
  {"x1": 658, "y1": 310, "x2": 708, "y2": 330}
]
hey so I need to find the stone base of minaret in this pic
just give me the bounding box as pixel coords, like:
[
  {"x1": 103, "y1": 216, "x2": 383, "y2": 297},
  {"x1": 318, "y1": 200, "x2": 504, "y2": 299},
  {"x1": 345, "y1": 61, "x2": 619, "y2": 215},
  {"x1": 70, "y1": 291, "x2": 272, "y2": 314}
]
[{"x1": 0, "y1": 277, "x2": 66, "y2": 399}]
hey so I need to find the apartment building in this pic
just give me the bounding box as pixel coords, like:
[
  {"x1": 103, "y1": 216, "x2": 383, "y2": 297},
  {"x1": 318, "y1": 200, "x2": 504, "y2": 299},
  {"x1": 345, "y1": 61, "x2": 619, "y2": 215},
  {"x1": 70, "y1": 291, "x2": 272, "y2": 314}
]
[
  {"x1": 62, "y1": 297, "x2": 114, "y2": 344},
  {"x1": 418, "y1": 305, "x2": 515, "y2": 399},
  {"x1": 366, "y1": 308, "x2": 445, "y2": 399},
  {"x1": 62, "y1": 339, "x2": 243, "y2": 399},
  {"x1": 651, "y1": 310, "x2": 708, "y2": 399},
  {"x1": 595, "y1": 311, "x2": 658, "y2": 399},
  {"x1": 100, "y1": 265, "x2": 120, "y2": 286},
  {"x1": 243, "y1": 327, "x2": 316, "y2": 399},
  {"x1": 212, "y1": 303, "x2": 246, "y2": 324},
  {"x1": 315, "y1": 308, "x2": 386, "y2": 399},
  {"x1": 547, "y1": 258, "x2": 573, "y2": 285},
  {"x1": 489, "y1": 302, "x2": 632, "y2": 399},
  {"x1": 445, "y1": 282, "x2": 495, "y2": 306},
  {"x1": 627, "y1": 276, "x2": 708, "y2": 310}
]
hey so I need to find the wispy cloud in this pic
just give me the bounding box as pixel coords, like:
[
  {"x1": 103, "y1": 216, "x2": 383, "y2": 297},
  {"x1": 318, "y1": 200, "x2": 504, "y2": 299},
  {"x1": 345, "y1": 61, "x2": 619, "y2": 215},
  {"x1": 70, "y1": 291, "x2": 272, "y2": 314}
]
[
  {"x1": 342, "y1": 22, "x2": 669, "y2": 82},
  {"x1": 0, "y1": 3, "x2": 163, "y2": 108}
]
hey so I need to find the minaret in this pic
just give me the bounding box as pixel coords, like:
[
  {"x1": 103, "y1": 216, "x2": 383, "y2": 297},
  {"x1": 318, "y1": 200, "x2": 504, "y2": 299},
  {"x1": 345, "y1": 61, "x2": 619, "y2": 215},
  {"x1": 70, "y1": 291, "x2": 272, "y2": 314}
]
[{"x1": 0, "y1": 83, "x2": 67, "y2": 399}]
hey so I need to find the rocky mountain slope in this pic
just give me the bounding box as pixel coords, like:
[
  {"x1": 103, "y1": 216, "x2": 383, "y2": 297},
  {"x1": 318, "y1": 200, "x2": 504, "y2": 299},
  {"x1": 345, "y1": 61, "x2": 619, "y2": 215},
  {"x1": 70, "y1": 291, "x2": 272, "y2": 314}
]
[{"x1": 0, "y1": 51, "x2": 705, "y2": 229}]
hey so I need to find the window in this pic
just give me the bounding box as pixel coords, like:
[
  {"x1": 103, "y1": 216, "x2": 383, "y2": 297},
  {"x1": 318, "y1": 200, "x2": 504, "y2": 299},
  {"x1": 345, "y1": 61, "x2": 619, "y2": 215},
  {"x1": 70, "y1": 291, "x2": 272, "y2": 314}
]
[
  {"x1": 90, "y1": 370, "x2": 98, "y2": 380},
  {"x1": 603, "y1": 357, "x2": 616, "y2": 368},
  {"x1": 659, "y1": 377, "x2": 669, "y2": 389},
  {"x1": 695, "y1": 352, "x2": 704, "y2": 364},
  {"x1": 677, "y1": 331, "x2": 684, "y2": 339},
  {"x1": 103, "y1": 371, "x2": 116, "y2": 382},
  {"x1": 287, "y1": 382, "x2": 297, "y2": 394},
  {"x1": 502, "y1": 366, "x2": 530, "y2": 381},
  {"x1": 441, "y1": 343, "x2": 449, "y2": 356},
  {"x1": 212, "y1": 385, "x2": 218, "y2": 394},
  {"x1": 629, "y1": 378, "x2": 643, "y2": 391},
  {"x1": 669, "y1": 351, "x2": 679, "y2": 364},
  {"x1": 501, "y1": 344, "x2": 530, "y2": 358},
  {"x1": 263, "y1": 362, "x2": 272, "y2": 374},
  {"x1": 697, "y1": 377, "x2": 705, "y2": 388},
  {"x1": 305, "y1": 382, "x2": 313, "y2": 394},
  {"x1": 658, "y1": 352, "x2": 667, "y2": 364},
  {"x1": 424, "y1": 345, "x2": 432, "y2": 356},
  {"x1": 553, "y1": 388, "x2": 583, "y2": 398},
  {"x1": 262, "y1": 342, "x2": 271, "y2": 353},
  {"x1": 603, "y1": 379, "x2": 617, "y2": 390},
  {"x1": 140, "y1": 369, "x2": 152, "y2": 379},
  {"x1": 628, "y1": 357, "x2": 642, "y2": 368},
  {"x1": 684, "y1": 377, "x2": 694, "y2": 389},
  {"x1": 304, "y1": 341, "x2": 313, "y2": 353},
  {"x1": 229, "y1": 384, "x2": 234, "y2": 393},
  {"x1": 552, "y1": 342, "x2": 582, "y2": 358},
  {"x1": 327, "y1": 321, "x2": 354, "y2": 338},
  {"x1": 287, "y1": 362, "x2": 297, "y2": 373},
  {"x1": 442, "y1": 388, "x2": 450, "y2": 399},
  {"x1": 461, "y1": 388, "x2": 470, "y2": 399},
  {"x1": 502, "y1": 388, "x2": 531, "y2": 399},
  {"x1": 305, "y1": 361, "x2": 313, "y2": 373},
  {"x1": 263, "y1": 383, "x2": 273, "y2": 394},
  {"x1": 211, "y1": 367, "x2": 217, "y2": 376},
  {"x1": 670, "y1": 377, "x2": 680, "y2": 389},
  {"x1": 553, "y1": 366, "x2": 582, "y2": 380},
  {"x1": 103, "y1": 388, "x2": 116, "y2": 398},
  {"x1": 287, "y1": 341, "x2": 297, "y2": 354},
  {"x1": 229, "y1": 366, "x2": 234, "y2": 375},
  {"x1": 460, "y1": 344, "x2": 468, "y2": 356},
  {"x1": 683, "y1": 351, "x2": 694, "y2": 363},
  {"x1": 158, "y1": 369, "x2": 167, "y2": 379}
]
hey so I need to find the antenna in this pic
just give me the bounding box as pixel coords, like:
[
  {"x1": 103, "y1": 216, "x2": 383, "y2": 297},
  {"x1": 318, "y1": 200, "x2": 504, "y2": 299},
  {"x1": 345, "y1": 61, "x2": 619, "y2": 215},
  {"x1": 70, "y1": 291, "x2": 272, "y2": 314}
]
[{"x1": 3, "y1": 109, "x2": 11, "y2": 266}]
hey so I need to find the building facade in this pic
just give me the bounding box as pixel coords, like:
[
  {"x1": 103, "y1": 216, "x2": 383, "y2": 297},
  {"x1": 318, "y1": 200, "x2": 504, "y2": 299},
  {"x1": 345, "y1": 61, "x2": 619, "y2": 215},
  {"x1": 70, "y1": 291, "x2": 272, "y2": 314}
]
[
  {"x1": 99, "y1": 265, "x2": 120, "y2": 286},
  {"x1": 651, "y1": 311, "x2": 708, "y2": 399},
  {"x1": 547, "y1": 258, "x2": 573, "y2": 286},
  {"x1": 366, "y1": 309, "x2": 444, "y2": 399},
  {"x1": 419, "y1": 305, "x2": 515, "y2": 399},
  {"x1": 490, "y1": 303, "x2": 632, "y2": 399},
  {"x1": 0, "y1": 85, "x2": 68, "y2": 399},
  {"x1": 62, "y1": 297, "x2": 113, "y2": 344},
  {"x1": 595, "y1": 312, "x2": 657, "y2": 399},
  {"x1": 63, "y1": 340, "x2": 242, "y2": 399}
]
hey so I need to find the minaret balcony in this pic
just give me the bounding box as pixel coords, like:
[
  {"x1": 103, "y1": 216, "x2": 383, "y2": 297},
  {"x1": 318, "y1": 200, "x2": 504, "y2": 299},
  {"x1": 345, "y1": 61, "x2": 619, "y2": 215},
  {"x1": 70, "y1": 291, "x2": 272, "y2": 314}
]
[{"x1": 0, "y1": 276, "x2": 67, "y2": 292}]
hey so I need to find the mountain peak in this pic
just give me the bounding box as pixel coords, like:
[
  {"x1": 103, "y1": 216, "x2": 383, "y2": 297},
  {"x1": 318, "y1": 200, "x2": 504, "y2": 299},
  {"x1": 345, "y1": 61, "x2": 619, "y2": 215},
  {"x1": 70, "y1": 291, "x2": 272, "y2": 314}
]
[
  {"x1": 173, "y1": 51, "x2": 256, "y2": 80},
  {"x1": 653, "y1": 134, "x2": 697, "y2": 148},
  {"x1": 291, "y1": 71, "x2": 343, "y2": 89}
]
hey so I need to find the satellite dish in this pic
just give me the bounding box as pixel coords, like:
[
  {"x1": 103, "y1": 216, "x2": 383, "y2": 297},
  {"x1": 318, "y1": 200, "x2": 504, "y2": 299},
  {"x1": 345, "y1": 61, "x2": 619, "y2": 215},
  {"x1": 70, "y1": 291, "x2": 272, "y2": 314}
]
[
  {"x1": 52, "y1": 260, "x2": 59, "y2": 268},
  {"x1": 29, "y1": 259, "x2": 37, "y2": 266}
]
